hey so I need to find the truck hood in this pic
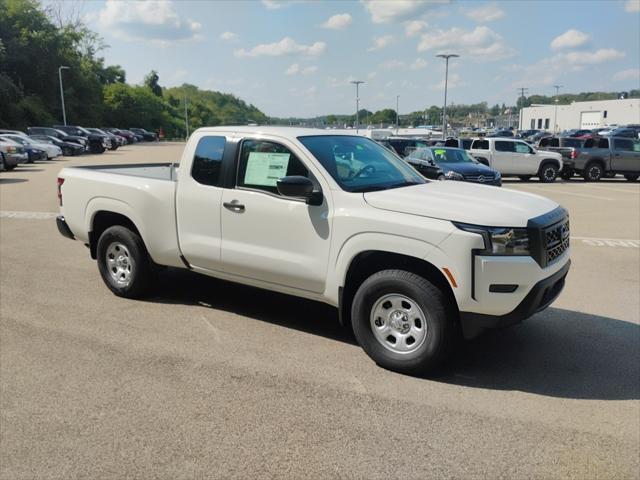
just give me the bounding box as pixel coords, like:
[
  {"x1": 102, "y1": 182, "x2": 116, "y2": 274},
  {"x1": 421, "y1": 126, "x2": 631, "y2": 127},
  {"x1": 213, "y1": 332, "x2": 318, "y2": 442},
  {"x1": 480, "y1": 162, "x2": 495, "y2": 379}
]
[{"x1": 363, "y1": 182, "x2": 559, "y2": 227}]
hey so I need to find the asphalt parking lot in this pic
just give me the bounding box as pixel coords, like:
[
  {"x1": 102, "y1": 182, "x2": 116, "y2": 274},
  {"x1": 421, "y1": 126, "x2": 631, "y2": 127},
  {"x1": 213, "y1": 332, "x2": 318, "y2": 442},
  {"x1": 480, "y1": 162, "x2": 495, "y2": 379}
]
[{"x1": 1, "y1": 143, "x2": 639, "y2": 479}]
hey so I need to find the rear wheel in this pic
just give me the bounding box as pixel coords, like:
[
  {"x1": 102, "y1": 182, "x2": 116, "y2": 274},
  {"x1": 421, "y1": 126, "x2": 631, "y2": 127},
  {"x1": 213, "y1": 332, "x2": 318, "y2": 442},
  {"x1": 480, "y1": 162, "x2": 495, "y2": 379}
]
[
  {"x1": 90, "y1": 143, "x2": 105, "y2": 154},
  {"x1": 538, "y1": 163, "x2": 558, "y2": 183},
  {"x1": 583, "y1": 163, "x2": 603, "y2": 182},
  {"x1": 96, "y1": 226, "x2": 154, "y2": 298},
  {"x1": 625, "y1": 174, "x2": 639, "y2": 182},
  {"x1": 351, "y1": 270, "x2": 454, "y2": 375}
]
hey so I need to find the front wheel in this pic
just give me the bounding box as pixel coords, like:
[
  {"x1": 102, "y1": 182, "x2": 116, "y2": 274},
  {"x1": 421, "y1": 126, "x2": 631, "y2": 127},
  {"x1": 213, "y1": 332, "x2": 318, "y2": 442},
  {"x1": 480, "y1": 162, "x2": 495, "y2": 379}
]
[
  {"x1": 539, "y1": 163, "x2": 558, "y2": 183},
  {"x1": 624, "y1": 175, "x2": 638, "y2": 182},
  {"x1": 351, "y1": 270, "x2": 454, "y2": 375},
  {"x1": 96, "y1": 226, "x2": 154, "y2": 298},
  {"x1": 583, "y1": 163, "x2": 603, "y2": 182}
]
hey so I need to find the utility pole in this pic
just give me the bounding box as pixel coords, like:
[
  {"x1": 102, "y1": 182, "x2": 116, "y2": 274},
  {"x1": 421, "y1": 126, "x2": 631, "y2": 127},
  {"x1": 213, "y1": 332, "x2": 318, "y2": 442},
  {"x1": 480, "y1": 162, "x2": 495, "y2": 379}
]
[
  {"x1": 436, "y1": 54, "x2": 459, "y2": 138},
  {"x1": 184, "y1": 92, "x2": 189, "y2": 139},
  {"x1": 396, "y1": 95, "x2": 400, "y2": 134},
  {"x1": 516, "y1": 87, "x2": 529, "y2": 131},
  {"x1": 58, "y1": 66, "x2": 70, "y2": 125},
  {"x1": 553, "y1": 84, "x2": 563, "y2": 134},
  {"x1": 350, "y1": 80, "x2": 364, "y2": 133}
]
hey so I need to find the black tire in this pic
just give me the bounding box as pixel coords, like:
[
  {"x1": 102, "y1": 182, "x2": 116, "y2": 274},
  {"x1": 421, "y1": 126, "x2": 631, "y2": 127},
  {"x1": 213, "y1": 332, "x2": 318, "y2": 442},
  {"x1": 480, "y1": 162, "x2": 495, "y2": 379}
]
[
  {"x1": 90, "y1": 144, "x2": 105, "y2": 154},
  {"x1": 351, "y1": 269, "x2": 454, "y2": 375},
  {"x1": 538, "y1": 163, "x2": 558, "y2": 183},
  {"x1": 5, "y1": 165, "x2": 16, "y2": 171},
  {"x1": 96, "y1": 226, "x2": 154, "y2": 298},
  {"x1": 62, "y1": 147, "x2": 72, "y2": 156},
  {"x1": 436, "y1": 174, "x2": 445, "y2": 181},
  {"x1": 625, "y1": 175, "x2": 639, "y2": 182},
  {"x1": 518, "y1": 175, "x2": 532, "y2": 181},
  {"x1": 583, "y1": 162, "x2": 603, "y2": 182}
]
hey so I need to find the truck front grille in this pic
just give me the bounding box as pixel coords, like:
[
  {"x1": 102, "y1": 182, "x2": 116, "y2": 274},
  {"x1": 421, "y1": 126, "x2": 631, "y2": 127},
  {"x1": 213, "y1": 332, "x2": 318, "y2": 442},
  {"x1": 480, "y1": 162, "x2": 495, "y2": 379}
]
[{"x1": 545, "y1": 220, "x2": 570, "y2": 265}]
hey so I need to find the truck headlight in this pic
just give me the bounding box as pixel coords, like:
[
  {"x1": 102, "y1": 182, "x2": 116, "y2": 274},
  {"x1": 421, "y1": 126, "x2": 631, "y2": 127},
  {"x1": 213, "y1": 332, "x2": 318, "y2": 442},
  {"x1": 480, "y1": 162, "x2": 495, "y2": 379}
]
[
  {"x1": 454, "y1": 223, "x2": 530, "y2": 255},
  {"x1": 445, "y1": 171, "x2": 464, "y2": 181}
]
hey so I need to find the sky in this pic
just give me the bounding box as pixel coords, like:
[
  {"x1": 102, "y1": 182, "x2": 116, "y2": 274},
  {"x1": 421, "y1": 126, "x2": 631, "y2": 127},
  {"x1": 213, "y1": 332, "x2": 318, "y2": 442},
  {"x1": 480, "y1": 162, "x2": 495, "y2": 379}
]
[{"x1": 57, "y1": 0, "x2": 640, "y2": 117}]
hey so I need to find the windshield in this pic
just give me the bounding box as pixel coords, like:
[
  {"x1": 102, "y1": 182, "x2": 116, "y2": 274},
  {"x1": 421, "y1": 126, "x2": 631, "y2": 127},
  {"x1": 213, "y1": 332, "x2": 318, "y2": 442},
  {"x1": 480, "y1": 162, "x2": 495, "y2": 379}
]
[
  {"x1": 430, "y1": 148, "x2": 477, "y2": 164},
  {"x1": 298, "y1": 135, "x2": 425, "y2": 192}
]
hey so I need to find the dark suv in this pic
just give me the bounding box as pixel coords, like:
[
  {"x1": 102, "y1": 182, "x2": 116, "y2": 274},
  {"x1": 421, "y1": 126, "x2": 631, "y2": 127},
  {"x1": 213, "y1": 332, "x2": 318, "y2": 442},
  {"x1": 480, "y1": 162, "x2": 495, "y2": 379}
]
[
  {"x1": 129, "y1": 128, "x2": 157, "y2": 141},
  {"x1": 380, "y1": 137, "x2": 428, "y2": 157},
  {"x1": 53, "y1": 125, "x2": 110, "y2": 153},
  {"x1": 27, "y1": 127, "x2": 88, "y2": 152}
]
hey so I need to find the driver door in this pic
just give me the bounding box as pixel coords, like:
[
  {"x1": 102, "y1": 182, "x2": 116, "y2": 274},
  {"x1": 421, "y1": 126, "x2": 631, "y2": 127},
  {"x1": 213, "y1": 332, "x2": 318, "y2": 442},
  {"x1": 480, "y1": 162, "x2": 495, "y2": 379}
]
[
  {"x1": 219, "y1": 138, "x2": 332, "y2": 293},
  {"x1": 511, "y1": 141, "x2": 537, "y2": 174}
]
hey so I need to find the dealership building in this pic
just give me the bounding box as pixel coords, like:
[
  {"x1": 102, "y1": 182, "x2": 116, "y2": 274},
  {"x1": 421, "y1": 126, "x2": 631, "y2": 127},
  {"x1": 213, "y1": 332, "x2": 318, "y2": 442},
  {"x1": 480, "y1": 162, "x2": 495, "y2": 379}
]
[{"x1": 519, "y1": 98, "x2": 640, "y2": 132}]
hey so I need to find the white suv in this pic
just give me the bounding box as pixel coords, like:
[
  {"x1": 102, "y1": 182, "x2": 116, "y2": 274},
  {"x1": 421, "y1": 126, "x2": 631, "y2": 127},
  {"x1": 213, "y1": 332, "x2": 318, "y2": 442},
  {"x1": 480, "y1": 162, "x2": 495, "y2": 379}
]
[{"x1": 469, "y1": 138, "x2": 563, "y2": 182}]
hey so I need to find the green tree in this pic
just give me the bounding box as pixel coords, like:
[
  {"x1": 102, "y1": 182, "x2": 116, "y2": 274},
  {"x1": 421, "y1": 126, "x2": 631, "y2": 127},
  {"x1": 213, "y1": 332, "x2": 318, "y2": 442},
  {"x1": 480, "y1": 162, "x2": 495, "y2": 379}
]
[{"x1": 144, "y1": 70, "x2": 163, "y2": 97}]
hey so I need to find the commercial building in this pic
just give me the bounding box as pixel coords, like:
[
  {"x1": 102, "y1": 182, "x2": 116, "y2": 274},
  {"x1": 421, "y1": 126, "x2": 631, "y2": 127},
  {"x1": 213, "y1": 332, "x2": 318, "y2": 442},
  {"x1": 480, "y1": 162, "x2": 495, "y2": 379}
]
[{"x1": 519, "y1": 98, "x2": 640, "y2": 132}]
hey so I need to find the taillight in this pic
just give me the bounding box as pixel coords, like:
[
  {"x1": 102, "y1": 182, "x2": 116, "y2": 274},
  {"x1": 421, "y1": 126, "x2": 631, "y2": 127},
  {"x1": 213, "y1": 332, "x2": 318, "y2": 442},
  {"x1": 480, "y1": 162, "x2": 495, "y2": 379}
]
[
  {"x1": 570, "y1": 150, "x2": 577, "y2": 159},
  {"x1": 57, "y1": 177, "x2": 65, "y2": 206}
]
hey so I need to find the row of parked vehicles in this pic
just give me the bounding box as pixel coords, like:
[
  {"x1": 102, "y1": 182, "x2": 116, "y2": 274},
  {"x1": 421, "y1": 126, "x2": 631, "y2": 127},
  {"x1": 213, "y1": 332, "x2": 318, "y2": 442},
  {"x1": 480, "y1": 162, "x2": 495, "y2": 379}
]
[
  {"x1": 0, "y1": 126, "x2": 158, "y2": 171},
  {"x1": 380, "y1": 131, "x2": 640, "y2": 184}
]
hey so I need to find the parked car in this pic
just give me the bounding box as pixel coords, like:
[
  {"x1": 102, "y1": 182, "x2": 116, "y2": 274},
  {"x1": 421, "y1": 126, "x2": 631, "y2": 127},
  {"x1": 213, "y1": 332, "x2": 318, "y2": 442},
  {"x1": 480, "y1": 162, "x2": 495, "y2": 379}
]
[
  {"x1": 411, "y1": 147, "x2": 501, "y2": 186},
  {"x1": 29, "y1": 135, "x2": 84, "y2": 156},
  {"x1": 0, "y1": 133, "x2": 62, "y2": 159},
  {"x1": 27, "y1": 127, "x2": 89, "y2": 151},
  {"x1": 381, "y1": 137, "x2": 429, "y2": 157},
  {"x1": 53, "y1": 125, "x2": 110, "y2": 153},
  {"x1": 0, "y1": 138, "x2": 28, "y2": 170},
  {"x1": 517, "y1": 129, "x2": 540, "y2": 140},
  {"x1": 536, "y1": 137, "x2": 583, "y2": 180},
  {"x1": 609, "y1": 127, "x2": 640, "y2": 139},
  {"x1": 102, "y1": 128, "x2": 135, "y2": 144},
  {"x1": 571, "y1": 136, "x2": 640, "y2": 181},
  {"x1": 0, "y1": 134, "x2": 47, "y2": 163},
  {"x1": 487, "y1": 129, "x2": 514, "y2": 138},
  {"x1": 403, "y1": 148, "x2": 445, "y2": 180},
  {"x1": 469, "y1": 137, "x2": 563, "y2": 182},
  {"x1": 527, "y1": 131, "x2": 552, "y2": 144},
  {"x1": 443, "y1": 138, "x2": 473, "y2": 150},
  {"x1": 56, "y1": 127, "x2": 571, "y2": 374},
  {"x1": 565, "y1": 129, "x2": 593, "y2": 138},
  {"x1": 86, "y1": 128, "x2": 120, "y2": 150},
  {"x1": 129, "y1": 128, "x2": 157, "y2": 141}
]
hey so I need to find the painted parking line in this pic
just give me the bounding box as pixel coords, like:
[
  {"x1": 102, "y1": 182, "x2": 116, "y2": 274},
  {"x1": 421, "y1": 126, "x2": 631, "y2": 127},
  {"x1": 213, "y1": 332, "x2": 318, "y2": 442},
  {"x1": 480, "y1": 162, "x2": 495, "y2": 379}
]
[
  {"x1": 0, "y1": 211, "x2": 57, "y2": 219},
  {"x1": 572, "y1": 236, "x2": 639, "y2": 248}
]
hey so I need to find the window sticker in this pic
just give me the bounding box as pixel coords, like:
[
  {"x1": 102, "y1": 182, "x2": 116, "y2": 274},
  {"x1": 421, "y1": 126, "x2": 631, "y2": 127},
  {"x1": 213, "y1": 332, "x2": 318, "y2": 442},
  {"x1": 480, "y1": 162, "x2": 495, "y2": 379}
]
[{"x1": 244, "y1": 152, "x2": 290, "y2": 187}]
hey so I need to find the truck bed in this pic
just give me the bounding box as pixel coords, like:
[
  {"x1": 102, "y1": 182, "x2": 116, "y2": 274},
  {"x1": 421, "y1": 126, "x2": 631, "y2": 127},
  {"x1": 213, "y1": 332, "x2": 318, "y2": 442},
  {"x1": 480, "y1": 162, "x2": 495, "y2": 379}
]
[{"x1": 74, "y1": 163, "x2": 178, "y2": 181}]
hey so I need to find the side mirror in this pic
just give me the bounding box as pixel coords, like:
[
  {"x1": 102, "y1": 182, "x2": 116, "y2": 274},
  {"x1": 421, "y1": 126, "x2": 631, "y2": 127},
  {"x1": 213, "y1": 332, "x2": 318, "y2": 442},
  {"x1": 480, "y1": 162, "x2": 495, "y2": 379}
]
[{"x1": 276, "y1": 176, "x2": 322, "y2": 205}]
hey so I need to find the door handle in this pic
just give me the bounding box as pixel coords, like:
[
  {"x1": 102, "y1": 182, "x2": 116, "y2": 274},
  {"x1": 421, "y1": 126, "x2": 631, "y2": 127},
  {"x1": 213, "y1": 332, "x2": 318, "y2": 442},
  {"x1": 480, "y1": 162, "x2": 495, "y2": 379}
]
[{"x1": 223, "y1": 201, "x2": 245, "y2": 212}]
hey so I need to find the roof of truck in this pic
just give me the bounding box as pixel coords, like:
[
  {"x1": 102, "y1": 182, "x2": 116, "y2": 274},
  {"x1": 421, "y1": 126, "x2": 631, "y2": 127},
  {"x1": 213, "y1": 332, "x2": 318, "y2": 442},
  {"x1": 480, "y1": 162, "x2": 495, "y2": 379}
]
[{"x1": 194, "y1": 126, "x2": 366, "y2": 138}]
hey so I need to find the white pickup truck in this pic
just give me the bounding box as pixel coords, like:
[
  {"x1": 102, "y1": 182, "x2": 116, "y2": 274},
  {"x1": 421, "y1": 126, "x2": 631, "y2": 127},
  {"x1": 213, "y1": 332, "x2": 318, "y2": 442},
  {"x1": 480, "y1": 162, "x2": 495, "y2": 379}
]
[
  {"x1": 469, "y1": 138, "x2": 563, "y2": 182},
  {"x1": 56, "y1": 127, "x2": 571, "y2": 374}
]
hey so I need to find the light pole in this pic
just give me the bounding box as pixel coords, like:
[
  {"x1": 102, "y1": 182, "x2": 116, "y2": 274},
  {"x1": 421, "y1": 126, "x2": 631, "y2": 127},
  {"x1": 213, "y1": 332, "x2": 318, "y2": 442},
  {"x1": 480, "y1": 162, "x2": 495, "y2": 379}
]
[
  {"x1": 436, "y1": 54, "x2": 459, "y2": 138},
  {"x1": 553, "y1": 84, "x2": 563, "y2": 134},
  {"x1": 350, "y1": 80, "x2": 364, "y2": 133},
  {"x1": 58, "y1": 66, "x2": 70, "y2": 125},
  {"x1": 396, "y1": 95, "x2": 400, "y2": 133}
]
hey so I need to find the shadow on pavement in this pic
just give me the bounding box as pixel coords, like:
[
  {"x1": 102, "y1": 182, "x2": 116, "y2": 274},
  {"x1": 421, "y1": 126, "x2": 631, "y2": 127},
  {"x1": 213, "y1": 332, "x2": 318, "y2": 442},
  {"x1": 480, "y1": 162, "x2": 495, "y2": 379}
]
[
  {"x1": 149, "y1": 269, "x2": 638, "y2": 400},
  {"x1": 0, "y1": 178, "x2": 28, "y2": 184}
]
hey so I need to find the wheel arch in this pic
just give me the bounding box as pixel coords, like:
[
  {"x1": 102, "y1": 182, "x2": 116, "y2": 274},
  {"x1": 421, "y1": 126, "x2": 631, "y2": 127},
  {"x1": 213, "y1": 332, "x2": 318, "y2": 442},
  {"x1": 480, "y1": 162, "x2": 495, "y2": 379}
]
[
  {"x1": 339, "y1": 250, "x2": 458, "y2": 327},
  {"x1": 88, "y1": 210, "x2": 144, "y2": 259}
]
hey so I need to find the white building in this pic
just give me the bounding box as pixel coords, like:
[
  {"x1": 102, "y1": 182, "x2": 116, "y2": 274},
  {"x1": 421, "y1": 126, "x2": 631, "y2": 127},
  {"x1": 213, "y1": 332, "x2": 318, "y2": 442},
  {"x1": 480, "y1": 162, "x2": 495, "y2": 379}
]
[{"x1": 519, "y1": 98, "x2": 640, "y2": 132}]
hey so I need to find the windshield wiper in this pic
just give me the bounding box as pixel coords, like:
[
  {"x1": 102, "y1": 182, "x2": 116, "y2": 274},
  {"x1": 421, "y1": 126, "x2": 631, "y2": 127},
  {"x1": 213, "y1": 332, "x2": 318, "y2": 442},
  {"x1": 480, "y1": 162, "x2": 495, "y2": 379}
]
[{"x1": 351, "y1": 181, "x2": 421, "y2": 193}]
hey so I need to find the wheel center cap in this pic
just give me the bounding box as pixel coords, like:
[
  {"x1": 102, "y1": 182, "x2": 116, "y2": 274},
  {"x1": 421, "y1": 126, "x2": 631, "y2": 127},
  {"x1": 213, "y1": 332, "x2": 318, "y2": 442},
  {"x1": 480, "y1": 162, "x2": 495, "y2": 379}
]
[{"x1": 390, "y1": 310, "x2": 410, "y2": 333}]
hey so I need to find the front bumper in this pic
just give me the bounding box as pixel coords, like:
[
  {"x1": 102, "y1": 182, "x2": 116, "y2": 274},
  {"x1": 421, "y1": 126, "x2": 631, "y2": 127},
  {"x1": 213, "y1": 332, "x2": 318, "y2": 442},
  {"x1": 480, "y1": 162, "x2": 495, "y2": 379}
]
[{"x1": 460, "y1": 260, "x2": 570, "y2": 338}]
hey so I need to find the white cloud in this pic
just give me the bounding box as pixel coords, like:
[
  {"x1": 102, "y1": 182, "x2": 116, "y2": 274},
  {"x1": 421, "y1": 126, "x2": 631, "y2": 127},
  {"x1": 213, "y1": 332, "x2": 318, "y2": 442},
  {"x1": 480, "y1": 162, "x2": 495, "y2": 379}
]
[
  {"x1": 363, "y1": 0, "x2": 450, "y2": 24},
  {"x1": 550, "y1": 29, "x2": 590, "y2": 50},
  {"x1": 367, "y1": 71, "x2": 378, "y2": 79},
  {"x1": 328, "y1": 76, "x2": 357, "y2": 88},
  {"x1": 368, "y1": 35, "x2": 394, "y2": 51},
  {"x1": 261, "y1": 0, "x2": 294, "y2": 9},
  {"x1": 561, "y1": 48, "x2": 625, "y2": 65},
  {"x1": 464, "y1": 2, "x2": 505, "y2": 22},
  {"x1": 379, "y1": 59, "x2": 406, "y2": 70},
  {"x1": 409, "y1": 58, "x2": 428, "y2": 70},
  {"x1": 235, "y1": 37, "x2": 326, "y2": 58},
  {"x1": 322, "y1": 13, "x2": 352, "y2": 29},
  {"x1": 220, "y1": 31, "x2": 237, "y2": 41},
  {"x1": 286, "y1": 63, "x2": 301, "y2": 75},
  {"x1": 287, "y1": 64, "x2": 318, "y2": 75},
  {"x1": 430, "y1": 72, "x2": 466, "y2": 90},
  {"x1": 613, "y1": 68, "x2": 640, "y2": 82},
  {"x1": 418, "y1": 26, "x2": 516, "y2": 61},
  {"x1": 97, "y1": 0, "x2": 202, "y2": 45},
  {"x1": 404, "y1": 20, "x2": 427, "y2": 37},
  {"x1": 625, "y1": 0, "x2": 640, "y2": 12}
]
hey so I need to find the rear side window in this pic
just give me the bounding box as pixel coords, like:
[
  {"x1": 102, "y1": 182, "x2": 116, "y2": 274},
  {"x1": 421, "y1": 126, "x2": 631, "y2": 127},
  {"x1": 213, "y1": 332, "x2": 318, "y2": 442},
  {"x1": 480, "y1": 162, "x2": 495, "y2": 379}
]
[
  {"x1": 564, "y1": 138, "x2": 582, "y2": 148},
  {"x1": 597, "y1": 138, "x2": 609, "y2": 149},
  {"x1": 472, "y1": 139, "x2": 489, "y2": 150},
  {"x1": 514, "y1": 142, "x2": 532, "y2": 154},
  {"x1": 546, "y1": 138, "x2": 557, "y2": 147},
  {"x1": 191, "y1": 136, "x2": 226, "y2": 186},
  {"x1": 461, "y1": 139, "x2": 472, "y2": 150},
  {"x1": 613, "y1": 138, "x2": 636, "y2": 152},
  {"x1": 495, "y1": 141, "x2": 514, "y2": 152}
]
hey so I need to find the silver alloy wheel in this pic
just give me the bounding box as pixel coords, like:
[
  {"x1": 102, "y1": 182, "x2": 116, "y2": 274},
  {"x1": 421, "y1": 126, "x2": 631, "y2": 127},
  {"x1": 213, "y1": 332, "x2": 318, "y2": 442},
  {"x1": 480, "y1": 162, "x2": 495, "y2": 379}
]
[
  {"x1": 543, "y1": 166, "x2": 556, "y2": 181},
  {"x1": 588, "y1": 165, "x2": 601, "y2": 180},
  {"x1": 370, "y1": 293, "x2": 428, "y2": 354},
  {"x1": 105, "y1": 242, "x2": 134, "y2": 287}
]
